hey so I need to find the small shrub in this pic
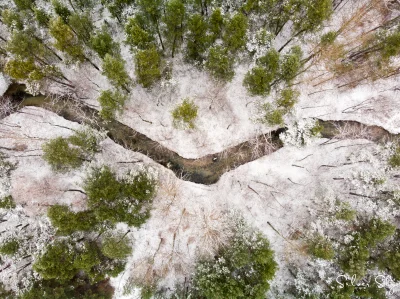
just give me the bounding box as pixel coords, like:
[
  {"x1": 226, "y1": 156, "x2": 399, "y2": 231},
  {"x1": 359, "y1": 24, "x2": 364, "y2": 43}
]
[
  {"x1": 125, "y1": 17, "x2": 154, "y2": 51},
  {"x1": 380, "y1": 31, "x2": 400, "y2": 61},
  {"x1": 372, "y1": 177, "x2": 385, "y2": 186},
  {"x1": 172, "y1": 99, "x2": 198, "y2": 129},
  {"x1": 42, "y1": 137, "x2": 83, "y2": 171},
  {"x1": 340, "y1": 218, "x2": 395, "y2": 277},
  {"x1": 320, "y1": 31, "x2": 337, "y2": 45},
  {"x1": 0, "y1": 239, "x2": 19, "y2": 256},
  {"x1": 0, "y1": 154, "x2": 15, "y2": 175},
  {"x1": 101, "y1": 233, "x2": 132, "y2": 259},
  {"x1": 102, "y1": 54, "x2": 130, "y2": 91},
  {"x1": 42, "y1": 129, "x2": 100, "y2": 171},
  {"x1": 310, "y1": 122, "x2": 323, "y2": 137},
  {"x1": 52, "y1": 0, "x2": 71, "y2": 23},
  {"x1": 339, "y1": 234, "x2": 370, "y2": 278},
  {"x1": 209, "y1": 8, "x2": 223, "y2": 42},
  {"x1": 389, "y1": 147, "x2": 400, "y2": 168},
  {"x1": 90, "y1": 26, "x2": 119, "y2": 59},
  {"x1": 243, "y1": 66, "x2": 274, "y2": 96},
  {"x1": 0, "y1": 195, "x2": 15, "y2": 209},
  {"x1": 335, "y1": 202, "x2": 355, "y2": 221},
  {"x1": 326, "y1": 281, "x2": 355, "y2": 298},
  {"x1": 0, "y1": 281, "x2": 14, "y2": 298},
  {"x1": 279, "y1": 46, "x2": 302, "y2": 83},
  {"x1": 140, "y1": 285, "x2": 156, "y2": 299},
  {"x1": 280, "y1": 119, "x2": 321, "y2": 147},
  {"x1": 308, "y1": 235, "x2": 335, "y2": 260},
  {"x1": 34, "y1": 8, "x2": 50, "y2": 27},
  {"x1": 361, "y1": 218, "x2": 395, "y2": 246},
  {"x1": 48, "y1": 205, "x2": 98, "y2": 235},
  {"x1": 135, "y1": 46, "x2": 161, "y2": 88},
  {"x1": 393, "y1": 190, "x2": 400, "y2": 205},
  {"x1": 98, "y1": 89, "x2": 127, "y2": 120},
  {"x1": 222, "y1": 12, "x2": 248, "y2": 53},
  {"x1": 259, "y1": 103, "x2": 284, "y2": 126},
  {"x1": 193, "y1": 220, "x2": 277, "y2": 299},
  {"x1": 205, "y1": 46, "x2": 234, "y2": 81},
  {"x1": 67, "y1": 128, "x2": 99, "y2": 153},
  {"x1": 83, "y1": 166, "x2": 156, "y2": 226},
  {"x1": 381, "y1": 245, "x2": 400, "y2": 280},
  {"x1": 276, "y1": 88, "x2": 299, "y2": 111}
]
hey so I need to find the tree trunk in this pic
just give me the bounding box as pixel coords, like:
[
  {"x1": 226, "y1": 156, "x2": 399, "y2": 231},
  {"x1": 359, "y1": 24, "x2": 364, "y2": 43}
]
[
  {"x1": 118, "y1": 230, "x2": 131, "y2": 243},
  {"x1": 274, "y1": 18, "x2": 289, "y2": 36},
  {"x1": 85, "y1": 57, "x2": 100, "y2": 71},
  {"x1": 115, "y1": 14, "x2": 122, "y2": 24},
  {"x1": 67, "y1": 0, "x2": 77, "y2": 12},
  {"x1": 275, "y1": 22, "x2": 285, "y2": 36},
  {"x1": 156, "y1": 21, "x2": 165, "y2": 51},
  {"x1": 33, "y1": 54, "x2": 49, "y2": 66},
  {"x1": 34, "y1": 36, "x2": 63, "y2": 61},
  {"x1": 49, "y1": 77, "x2": 75, "y2": 88},
  {"x1": 301, "y1": 53, "x2": 316, "y2": 66},
  {"x1": 278, "y1": 37, "x2": 293, "y2": 53},
  {"x1": 347, "y1": 45, "x2": 383, "y2": 61},
  {"x1": 171, "y1": 33, "x2": 177, "y2": 58},
  {"x1": 278, "y1": 29, "x2": 306, "y2": 52},
  {"x1": 122, "y1": 84, "x2": 131, "y2": 93},
  {"x1": 46, "y1": 45, "x2": 63, "y2": 61}
]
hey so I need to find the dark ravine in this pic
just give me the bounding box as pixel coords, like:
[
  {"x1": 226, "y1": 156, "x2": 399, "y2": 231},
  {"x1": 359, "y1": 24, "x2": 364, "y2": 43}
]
[
  {"x1": 3, "y1": 84, "x2": 397, "y2": 185},
  {"x1": 17, "y1": 94, "x2": 286, "y2": 185}
]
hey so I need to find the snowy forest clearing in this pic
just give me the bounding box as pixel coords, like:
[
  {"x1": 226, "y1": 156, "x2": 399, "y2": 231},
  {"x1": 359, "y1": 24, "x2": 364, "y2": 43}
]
[
  {"x1": 1, "y1": 0, "x2": 400, "y2": 298},
  {"x1": 2, "y1": 89, "x2": 399, "y2": 185},
  {"x1": 1, "y1": 106, "x2": 400, "y2": 297}
]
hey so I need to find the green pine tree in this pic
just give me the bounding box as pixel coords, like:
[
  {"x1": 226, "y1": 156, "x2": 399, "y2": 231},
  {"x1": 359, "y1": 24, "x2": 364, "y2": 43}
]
[
  {"x1": 102, "y1": 54, "x2": 130, "y2": 92},
  {"x1": 135, "y1": 47, "x2": 161, "y2": 88}
]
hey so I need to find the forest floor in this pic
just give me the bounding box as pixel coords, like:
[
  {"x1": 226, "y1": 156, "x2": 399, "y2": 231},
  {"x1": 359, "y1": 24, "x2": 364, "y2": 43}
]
[
  {"x1": 1, "y1": 80, "x2": 400, "y2": 297},
  {"x1": 1, "y1": 0, "x2": 400, "y2": 297}
]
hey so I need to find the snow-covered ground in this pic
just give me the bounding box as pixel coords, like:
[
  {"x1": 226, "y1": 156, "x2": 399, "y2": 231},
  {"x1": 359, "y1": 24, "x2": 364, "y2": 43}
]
[
  {"x1": 0, "y1": 74, "x2": 10, "y2": 97},
  {"x1": 1, "y1": 0, "x2": 396, "y2": 161},
  {"x1": 1, "y1": 107, "x2": 399, "y2": 297},
  {"x1": 51, "y1": 52, "x2": 400, "y2": 160},
  {"x1": 1, "y1": 0, "x2": 400, "y2": 297},
  {"x1": 45, "y1": 8, "x2": 399, "y2": 160}
]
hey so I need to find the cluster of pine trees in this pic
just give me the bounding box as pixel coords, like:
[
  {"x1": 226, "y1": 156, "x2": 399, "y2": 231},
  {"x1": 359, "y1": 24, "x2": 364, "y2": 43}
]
[{"x1": 0, "y1": 0, "x2": 336, "y2": 121}]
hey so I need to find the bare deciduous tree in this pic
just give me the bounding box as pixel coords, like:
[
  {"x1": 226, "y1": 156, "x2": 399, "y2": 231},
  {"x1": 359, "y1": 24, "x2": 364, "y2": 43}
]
[
  {"x1": 0, "y1": 96, "x2": 15, "y2": 119},
  {"x1": 249, "y1": 133, "x2": 277, "y2": 160}
]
